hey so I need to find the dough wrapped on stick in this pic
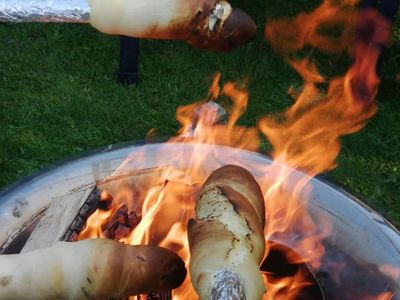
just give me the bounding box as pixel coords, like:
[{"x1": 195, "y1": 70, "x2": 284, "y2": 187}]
[
  {"x1": 0, "y1": 239, "x2": 186, "y2": 299},
  {"x1": 188, "y1": 165, "x2": 266, "y2": 299},
  {"x1": 88, "y1": 0, "x2": 257, "y2": 51}
]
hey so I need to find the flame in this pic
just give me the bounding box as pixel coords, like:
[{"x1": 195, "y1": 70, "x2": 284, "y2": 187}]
[
  {"x1": 78, "y1": 73, "x2": 259, "y2": 298},
  {"x1": 380, "y1": 264, "x2": 400, "y2": 281},
  {"x1": 262, "y1": 3, "x2": 391, "y2": 176},
  {"x1": 364, "y1": 292, "x2": 394, "y2": 300},
  {"x1": 77, "y1": 0, "x2": 393, "y2": 299},
  {"x1": 263, "y1": 271, "x2": 314, "y2": 300},
  {"x1": 172, "y1": 72, "x2": 259, "y2": 152},
  {"x1": 257, "y1": 1, "x2": 391, "y2": 298}
]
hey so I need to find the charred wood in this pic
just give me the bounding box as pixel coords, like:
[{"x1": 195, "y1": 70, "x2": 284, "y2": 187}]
[
  {"x1": 62, "y1": 187, "x2": 102, "y2": 241},
  {"x1": 21, "y1": 186, "x2": 100, "y2": 252},
  {"x1": 102, "y1": 204, "x2": 140, "y2": 240}
]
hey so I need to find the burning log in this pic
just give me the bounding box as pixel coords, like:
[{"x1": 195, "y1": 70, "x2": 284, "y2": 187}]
[
  {"x1": 21, "y1": 186, "x2": 101, "y2": 252},
  {"x1": 102, "y1": 204, "x2": 141, "y2": 240},
  {"x1": 188, "y1": 165, "x2": 266, "y2": 299},
  {"x1": 0, "y1": 239, "x2": 186, "y2": 299}
]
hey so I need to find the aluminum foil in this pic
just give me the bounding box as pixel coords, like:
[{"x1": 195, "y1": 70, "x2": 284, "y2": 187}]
[
  {"x1": 0, "y1": 0, "x2": 90, "y2": 23},
  {"x1": 211, "y1": 269, "x2": 245, "y2": 300}
]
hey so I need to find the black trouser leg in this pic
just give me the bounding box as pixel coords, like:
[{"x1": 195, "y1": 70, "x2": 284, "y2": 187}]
[{"x1": 117, "y1": 36, "x2": 139, "y2": 85}]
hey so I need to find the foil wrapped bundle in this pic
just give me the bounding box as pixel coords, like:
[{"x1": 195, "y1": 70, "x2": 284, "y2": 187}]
[{"x1": 0, "y1": 0, "x2": 90, "y2": 23}]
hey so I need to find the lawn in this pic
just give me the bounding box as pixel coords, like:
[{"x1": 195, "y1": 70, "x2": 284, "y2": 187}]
[{"x1": 1, "y1": 1, "x2": 399, "y2": 224}]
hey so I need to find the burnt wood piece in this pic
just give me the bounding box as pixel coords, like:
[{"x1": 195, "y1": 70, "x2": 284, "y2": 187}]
[
  {"x1": 0, "y1": 209, "x2": 46, "y2": 254},
  {"x1": 101, "y1": 203, "x2": 171, "y2": 300},
  {"x1": 101, "y1": 204, "x2": 140, "y2": 240},
  {"x1": 21, "y1": 186, "x2": 101, "y2": 252},
  {"x1": 62, "y1": 187, "x2": 102, "y2": 241}
]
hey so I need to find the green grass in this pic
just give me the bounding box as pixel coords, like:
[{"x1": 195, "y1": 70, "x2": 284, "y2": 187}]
[{"x1": 0, "y1": 1, "x2": 399, "y2": 224}]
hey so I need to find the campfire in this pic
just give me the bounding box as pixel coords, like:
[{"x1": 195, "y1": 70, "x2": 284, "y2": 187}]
[{"x1": 0, "y1": 0, "x2": 399, "y2": 299}]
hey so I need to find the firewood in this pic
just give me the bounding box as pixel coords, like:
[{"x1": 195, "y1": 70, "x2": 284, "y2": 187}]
[
  {"x1": 21, "y1": 186, "x2": 101, "y2": 252},
  {"x1": 0, "y1": 239, "x2": 186, "y2": 299},
  {"x1": 188, "y1": 165, "x2": 266, "y2": 299},
  {"x1": 102, "y1": 204, "x2": 141, "y2": 240}
]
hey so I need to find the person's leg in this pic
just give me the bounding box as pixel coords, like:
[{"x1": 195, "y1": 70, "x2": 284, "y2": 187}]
[{"x1": 117, "y1": 36, "x2": 139, "y2": 85}]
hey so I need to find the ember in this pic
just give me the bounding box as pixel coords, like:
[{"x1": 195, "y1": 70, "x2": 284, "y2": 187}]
[{"x1": 101, "y1": 204, "x2": 141, "y2": 240}]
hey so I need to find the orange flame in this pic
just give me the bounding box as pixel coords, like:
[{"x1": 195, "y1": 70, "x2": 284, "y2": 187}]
[
  {"x1": 380, "y1": 264, "x2": 400, "y2": 281},
  {"x1": 257, "y1": 1, "x2": 391, "y2": 298},
  {"x1": 363, "y1": 292, "x2": 394, "y2": 300},
  {"x1": 78, "y1": 1, "x2": 393, "y2": 299},
  {"x1": 263, "y1": 271, "x2": 314, "y2": 300},
  {"x1": 172, "y1": 72, "x2": 259, "y2": 152}
]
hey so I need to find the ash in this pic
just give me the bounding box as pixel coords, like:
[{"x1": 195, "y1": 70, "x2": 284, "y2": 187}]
[{"x1": 211, "y1": 269, "x2": 246, "y2": 300}]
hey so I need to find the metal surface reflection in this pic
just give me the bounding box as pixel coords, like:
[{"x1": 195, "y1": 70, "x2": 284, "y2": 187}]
[{"x1": 0, "y1": 141, "x2": 399, "y2": 298}]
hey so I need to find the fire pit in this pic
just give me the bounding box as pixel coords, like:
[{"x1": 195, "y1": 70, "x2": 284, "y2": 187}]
[
  {"x1": 0, "y1": 141, "x2": 399, "y2": 299},
  {"x1": 1, "y1": 0, "x2": 399, "y2": 298}
]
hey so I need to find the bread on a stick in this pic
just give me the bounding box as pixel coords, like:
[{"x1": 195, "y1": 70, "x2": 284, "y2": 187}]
[
  {"x1": 0, "y1": 239, "x2": 186, "y2": 299},
  {"x1": 188, "y1": 165, "x2": 266, "y2": 299}
]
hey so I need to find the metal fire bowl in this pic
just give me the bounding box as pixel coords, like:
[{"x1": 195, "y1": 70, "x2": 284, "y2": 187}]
[{"x1": 0, "y1": 141, "x2": 399, "y2": 299}]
